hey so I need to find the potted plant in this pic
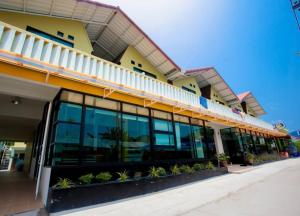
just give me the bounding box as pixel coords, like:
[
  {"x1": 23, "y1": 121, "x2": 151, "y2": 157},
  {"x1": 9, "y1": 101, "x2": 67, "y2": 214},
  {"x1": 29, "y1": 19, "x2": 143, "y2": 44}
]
[
  {"x1": 246, "y1": 153, "x2": 254, "y2": 165},
  {"x1": 216, "y1": 153, "x2": 230, "y2": 167}
]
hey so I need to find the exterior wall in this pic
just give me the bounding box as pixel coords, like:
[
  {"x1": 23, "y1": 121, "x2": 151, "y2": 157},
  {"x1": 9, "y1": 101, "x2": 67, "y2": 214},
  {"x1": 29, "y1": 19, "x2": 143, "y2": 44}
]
[
  {"x1": 210, "y1": 87, "x2": 228, "y2": 106},
  {"x1": 173, "y1": 77, "x2": 201, "y2": 96},
  {"x1": 0, "y1": 11, "x2": 93, "y2": 53},
  {"x1": 119, "y1": 46, "x2": 167, "y2": 82}
]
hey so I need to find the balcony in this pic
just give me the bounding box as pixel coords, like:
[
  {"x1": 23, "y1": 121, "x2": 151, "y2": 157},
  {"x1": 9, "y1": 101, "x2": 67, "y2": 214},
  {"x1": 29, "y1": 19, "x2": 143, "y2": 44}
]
[
  {"x1": 0, "y1": 21, "x2": 276, "y2": 133},
  {"x1": 205, "y1": 99, "x2": 274, "y2": 130}
]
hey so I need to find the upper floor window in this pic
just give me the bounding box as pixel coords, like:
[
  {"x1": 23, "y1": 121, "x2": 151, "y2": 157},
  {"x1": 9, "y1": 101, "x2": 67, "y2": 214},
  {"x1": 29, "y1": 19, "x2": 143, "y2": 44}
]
[
  {"x1": 133, "y1": 67, "x2": 157, "y2": 79},
  {"x1": 182, "y1": 86, "x2": 196, "y2": 94},
  {"x1": 26, "y1": 26, "x2": 74, "y2": 48}
]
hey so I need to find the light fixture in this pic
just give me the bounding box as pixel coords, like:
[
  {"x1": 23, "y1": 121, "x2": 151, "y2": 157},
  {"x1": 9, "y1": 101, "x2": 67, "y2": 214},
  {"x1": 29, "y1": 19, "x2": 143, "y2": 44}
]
[{"x1": 11, "y1": 97, "x2": 21, "y2": 105}]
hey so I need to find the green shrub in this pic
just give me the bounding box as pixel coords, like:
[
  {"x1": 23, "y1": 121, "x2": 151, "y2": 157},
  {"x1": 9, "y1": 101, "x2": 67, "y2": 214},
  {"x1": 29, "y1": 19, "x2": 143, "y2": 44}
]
[
  {"x1": 53, "y1": 178, "x2": 75, "y2": 189},
  {"x1": 170, "y1": 164, "x2": 181, "y2": 175},
  {"x1": 78, "y1": 173, "x2": 94, "y2": 184},
  {"x1": 95, "y1": 172, "x2": 112, "y2": 182},
  {"x1": 206, "y1": 161, "x2": 215, "y2": 170},
  {"x1": 157, "y1": 167, "x2": 167, "y2": 176},
  {"x1": 149, "y1": 166, "x2": 160, "y2": 178},
  {"x1": 180, "y1": 165, "x2": 194, "y2": 174},
  {"x1": 149, "y1": 166, "x2": 166, "y2": 178},
  {"x1": 117, "y1": 170, "x2": 129, "y2": 182},
  {"x1": 192, "y1": 163, "x2": 205, "y2": 171},
  {"x1": 216, "y1": 153, "x2": 230, "y2": 162}
]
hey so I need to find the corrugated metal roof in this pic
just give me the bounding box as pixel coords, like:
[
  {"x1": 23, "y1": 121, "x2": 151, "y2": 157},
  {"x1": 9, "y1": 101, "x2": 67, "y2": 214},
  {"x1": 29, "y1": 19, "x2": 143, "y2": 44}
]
[
  {"x1": 237, "y1": 91, "x2": 266, "y2": 116},
  {"x1": 0, "y1": 0, "x2": 182, "y2": 79},
  {"x1": 185, "y1": 67, "x2": 239, "y2": 105}
]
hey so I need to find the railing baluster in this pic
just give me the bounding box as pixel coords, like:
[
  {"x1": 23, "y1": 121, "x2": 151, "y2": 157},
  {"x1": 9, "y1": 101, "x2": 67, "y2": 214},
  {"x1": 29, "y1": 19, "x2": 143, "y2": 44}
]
[
  {"x1": 0, "y1": 28, "x2": 16, "y2": 51},
  {"x1": 11, "y1": 32, "x2": 26, "y2": 54}
]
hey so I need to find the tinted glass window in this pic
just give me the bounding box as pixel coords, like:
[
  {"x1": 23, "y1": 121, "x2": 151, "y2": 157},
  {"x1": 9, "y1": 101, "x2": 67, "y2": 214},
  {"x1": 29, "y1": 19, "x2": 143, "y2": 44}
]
[
  {"x1": 175, "y1": 122, "x2": 193, "y2": 159},
  {"x1": 83, "y1": 108, "x2": 120, "y2": 163},
  {"x1": 192, "y1": 125, "x2": 205, "y2": 159},
  {"x1": 55, "y1": 123, "x2": 81, "y2": 143},
  {"x1": 153, "y1": 119, "x2": 176, "y2": 160},
  {"x1": 122, "y1": 114, "x2": 151, "y2": 162},
  {"x1": 57, "y1": 103, "x2": 82, "y2": 123}
]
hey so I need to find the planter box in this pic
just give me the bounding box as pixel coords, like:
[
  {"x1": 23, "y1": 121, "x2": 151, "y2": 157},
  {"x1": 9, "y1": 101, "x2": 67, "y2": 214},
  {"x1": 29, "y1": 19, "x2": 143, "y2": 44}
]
[{"x1": 48, "y1": 168, "x2": 227, "y2": 213}]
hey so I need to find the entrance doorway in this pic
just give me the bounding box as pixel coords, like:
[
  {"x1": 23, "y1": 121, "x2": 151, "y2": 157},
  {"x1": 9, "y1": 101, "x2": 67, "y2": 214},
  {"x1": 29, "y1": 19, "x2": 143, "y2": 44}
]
[{"x1": 0, "y1": 74, "x2": 59, "y2": 215}]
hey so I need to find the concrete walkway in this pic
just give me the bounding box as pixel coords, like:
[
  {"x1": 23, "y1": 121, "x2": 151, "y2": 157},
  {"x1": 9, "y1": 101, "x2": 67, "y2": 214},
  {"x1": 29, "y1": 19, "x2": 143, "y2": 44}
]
[
  {"x1": 0, "y1": 171, "x2": 43, "y2": 216},
  {"x1": 52, "y1": 158, "x2": 300, "y2": 216}
]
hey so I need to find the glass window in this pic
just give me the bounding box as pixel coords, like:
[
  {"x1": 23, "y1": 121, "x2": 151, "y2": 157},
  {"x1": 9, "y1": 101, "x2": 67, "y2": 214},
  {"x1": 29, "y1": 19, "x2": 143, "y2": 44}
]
[
  {"x1": 153, "y1": 119, "x2": 176, "y2": 160},
  {"x1": 55, "y1": 123, "x2": 81, "y2": 143},
  {"x1": 154, "y1": 119, "x2": 173, "y2": 132},
  {"x1": 175, "y1": 122, "x2": 193, "y2": 159},
  {"x1": 192, "y1": 125, "x2": 205, "y2": 159},
  {"x1": 122, "y1": 103, "x2": 149, "y2": 116},
  {"x1": 83, "y1": 107, "x2": 120, "y2": 163},
  {"x1": 60, "y1": 91, "x2": 83, "y2": 104},
  {"x1": 174, "y1": 115, "x2": 189, "y2": 123},
  {"x1": 205, "y1": 127, "x2": 216, "y2": 159},
  {"x1": 57, "y1": 103, "x2": 82, "y2": 123},
  {"x1": 52, "y1": 143, "x2": 80, "y2": 165},
  {"x1": 190, "y1": 118, "x2": 204, "y2": 126},
  {"x1": 122, "y1": 114, "x2": 151, "y2": 162},
  {"x1": 151, "y1": 110, "x2": 172, "y2": 120},
  {"x1": 85, "y1": 96, "x2": 120, "y2": 110}
]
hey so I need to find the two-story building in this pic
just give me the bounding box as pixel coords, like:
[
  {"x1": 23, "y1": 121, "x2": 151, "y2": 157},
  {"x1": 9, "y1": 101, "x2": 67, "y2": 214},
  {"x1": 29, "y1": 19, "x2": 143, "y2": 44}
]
[{"x1": 0, "y1": 0, "x2": 289, "y2": 213}]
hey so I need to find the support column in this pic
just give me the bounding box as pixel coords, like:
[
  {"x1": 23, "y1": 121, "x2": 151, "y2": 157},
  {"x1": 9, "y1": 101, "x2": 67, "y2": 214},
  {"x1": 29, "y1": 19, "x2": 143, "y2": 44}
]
[{"x1": 213, "y1": 127, "x2": 224, "y2": 154}]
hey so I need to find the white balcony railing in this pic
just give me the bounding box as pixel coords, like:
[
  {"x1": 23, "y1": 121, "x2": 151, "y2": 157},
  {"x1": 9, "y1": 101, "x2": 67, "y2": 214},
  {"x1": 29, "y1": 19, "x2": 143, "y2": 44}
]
[
  {"x1": 0, "y1": 21, "x2": 199, "y2": 108},
  {"x1": 0, "y1": 21, "x2": 275, "y2": 132},
  {"x1": 206, "y1": 100, "x2": 274, "y2": 130}
]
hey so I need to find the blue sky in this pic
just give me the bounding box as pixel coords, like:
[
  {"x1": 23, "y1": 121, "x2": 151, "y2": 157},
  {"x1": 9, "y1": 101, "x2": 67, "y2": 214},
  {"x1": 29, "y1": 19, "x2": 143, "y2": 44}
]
[{"x1": 100, "y1": 0, "x2": 300, "y2": 131}]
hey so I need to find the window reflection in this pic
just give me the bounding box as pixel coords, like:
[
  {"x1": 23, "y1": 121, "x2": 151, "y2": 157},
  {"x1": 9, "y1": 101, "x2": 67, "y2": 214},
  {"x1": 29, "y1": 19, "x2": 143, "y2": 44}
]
[
  {"x1": 175, "y1": 122, "x2": 193, "y2": 159},
  {"x1": 122, "y1": 114, "x2": 151, "y2": 162},
  {"x1": 83, "y1": 108, "x2": 120, "y2": 163}
]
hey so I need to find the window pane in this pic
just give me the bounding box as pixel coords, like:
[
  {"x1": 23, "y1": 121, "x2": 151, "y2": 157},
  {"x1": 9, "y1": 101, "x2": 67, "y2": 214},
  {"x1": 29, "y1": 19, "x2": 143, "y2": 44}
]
[
  {"x1": 151, "y1": 110, "x2": 172, "y2": 120},
  {"x1": 83, "y1": 107, "x2": 119, "y2": 163},
  {"x1": 154, "y1": 119, "x2": 173, "y2": 132},
  {"x1": 174, "y1": 115, "x2": 189, "y2": 123},
  {"x1": 52, "y1": 143, "x2": 80, "y2": 165},
  {"x1": 192, "y1": 125, "x2": 205, "y2": 159},
  {"x1": 55, "y1": 123, "x2": 81, "y2": 144},
  {"x1": 60, "y1": 91, "x2": 83, "y2": 103},
  {"x1": 154, "y1": 134, "x2": 174, "y2": 146},
  {"x1": 205, "y1": 127, "x2": 216, "y2": 159},
  {"x1": 57, "y1": 102, "x2": 82, "y2": 123},
  {"x1": 85, "y1": 96, "x2": 120, "y2": 110},
  {"x1": 122, "y1": 114, "x2": 150, "y2": 162},
  {"x1": 175, "y1": 123, "x2": 193, "y2": 159}
]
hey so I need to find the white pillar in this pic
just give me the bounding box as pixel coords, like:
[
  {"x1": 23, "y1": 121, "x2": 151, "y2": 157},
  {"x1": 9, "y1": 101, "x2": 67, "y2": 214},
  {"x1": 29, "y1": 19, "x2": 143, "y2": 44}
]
[
  {"x1": 35, "y1": 102, "x2": 52, "y2": 199},
  {"x1": 213, "y1": 127, "x2": 224, "y2": 154}
]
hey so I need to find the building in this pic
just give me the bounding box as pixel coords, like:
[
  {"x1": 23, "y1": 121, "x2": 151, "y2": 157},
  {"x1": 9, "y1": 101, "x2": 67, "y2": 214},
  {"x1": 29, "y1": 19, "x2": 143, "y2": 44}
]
[{"x1": 0, "y1": 0, "x2": 289, "y2": 211}]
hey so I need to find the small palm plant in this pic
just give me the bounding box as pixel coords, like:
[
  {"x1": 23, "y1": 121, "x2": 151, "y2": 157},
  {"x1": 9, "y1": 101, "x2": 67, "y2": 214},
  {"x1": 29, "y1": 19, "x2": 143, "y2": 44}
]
[
  {"x1": 170, "y1": 164, "x2": 181, "y2": 175},
  {"x1": 117, "y1": 170, "x2": 129, "y2": 182},
  {"x1": 95, "y1": 172, "x2": 112, "y2": 182},
  {"x1": 78, "y1": 173, "x2": 94, "y2": 184},
  {"x1": 53, "y1": 178, "x2": 75, "y2": 189}
]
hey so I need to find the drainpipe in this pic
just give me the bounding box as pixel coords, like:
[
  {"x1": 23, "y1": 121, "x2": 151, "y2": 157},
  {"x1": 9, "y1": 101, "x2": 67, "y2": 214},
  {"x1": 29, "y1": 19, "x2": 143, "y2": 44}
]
[{"x1": 35, "y1": 102, "x2": 52, "y2": 199}]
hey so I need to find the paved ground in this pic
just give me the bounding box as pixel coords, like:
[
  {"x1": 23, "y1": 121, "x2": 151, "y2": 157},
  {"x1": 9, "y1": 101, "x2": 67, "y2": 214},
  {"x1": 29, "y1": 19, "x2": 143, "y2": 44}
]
[
  {"x1": 53, "y1": 158, "x2": 300, "y2": 216},
  {"x1": 183, "y1": 161, "x2": 300, "y2": 216},
  {"x1": 0, "y1": 171, "x2": 43, "y2": 216}
]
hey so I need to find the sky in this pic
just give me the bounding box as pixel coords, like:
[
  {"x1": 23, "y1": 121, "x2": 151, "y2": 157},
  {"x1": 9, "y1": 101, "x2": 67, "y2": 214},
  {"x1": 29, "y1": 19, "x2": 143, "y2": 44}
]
[{"x1": 99, "y1": 0, "x2": 300, "y2": 132}]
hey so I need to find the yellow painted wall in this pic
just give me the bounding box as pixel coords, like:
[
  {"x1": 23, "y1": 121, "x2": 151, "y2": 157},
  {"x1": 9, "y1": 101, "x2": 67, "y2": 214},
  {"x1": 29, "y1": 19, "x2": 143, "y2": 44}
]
[
  {"x1": 0, "y1": 11, "x2": 93, "y2": 53},
  {"x1": 119, "y1": 46, "x2": 167, "y2": 82},
  {"x1": 246, "y1": 105, "x2": 256, "y2": 117},
  {"x1": 173, "y1": 77, "x2": 201, "y2": 96},
  {"x1": 210, "y1": 87, "x2": 228, "y2": 106}
]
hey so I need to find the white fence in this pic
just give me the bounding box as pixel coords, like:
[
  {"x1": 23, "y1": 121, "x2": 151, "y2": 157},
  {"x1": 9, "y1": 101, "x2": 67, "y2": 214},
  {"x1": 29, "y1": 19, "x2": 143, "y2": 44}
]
[{"x1": 206, "y1": 100, "x2": 274, "y2": 130}]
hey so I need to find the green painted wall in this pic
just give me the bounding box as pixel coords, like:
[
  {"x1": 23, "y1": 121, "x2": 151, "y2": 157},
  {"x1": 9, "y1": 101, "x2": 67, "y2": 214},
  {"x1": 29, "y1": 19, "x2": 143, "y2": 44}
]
[
  {"x1": 173, "y1": 77, "x2": 201, "y2": 96},
  {"x1": 119, "y1": 46, "x2": 167, "y2": 82},
  {"x1": 0, "y1": 11, "x2": 93, "y2": 53}
]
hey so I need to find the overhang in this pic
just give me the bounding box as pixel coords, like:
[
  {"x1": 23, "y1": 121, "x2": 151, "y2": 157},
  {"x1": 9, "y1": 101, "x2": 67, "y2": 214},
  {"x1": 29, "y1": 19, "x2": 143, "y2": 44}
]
[
  {"x1": 185, "y1": 67, "x2": 239, "y2": 105},
  {"x1": 237, "y1": 91, "x2": 266, "y2": 116},
  {"x1": 0, "y1": 0, "x2": 182, "y2": 79}
]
